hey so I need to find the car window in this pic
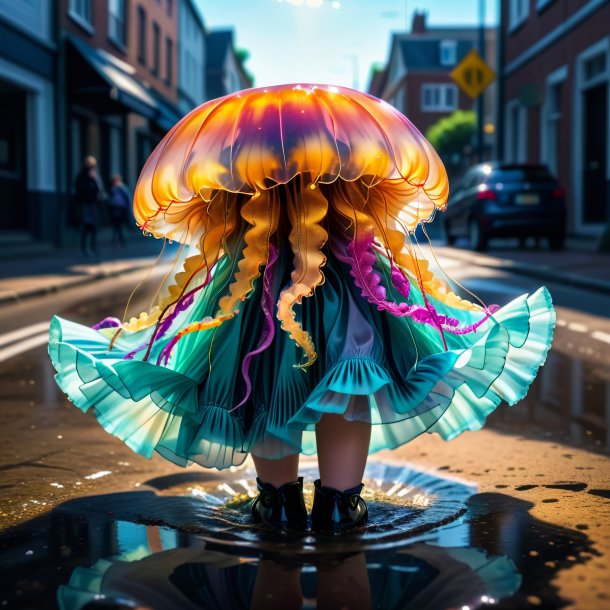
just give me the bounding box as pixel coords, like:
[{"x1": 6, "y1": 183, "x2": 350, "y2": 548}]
[{"x1": 491, "y1": 167, "x2": 553, "y2": 182}]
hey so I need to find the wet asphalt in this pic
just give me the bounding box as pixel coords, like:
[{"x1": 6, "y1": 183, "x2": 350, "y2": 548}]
[{"x1": 0, "y1": 241, "x2": 609, "y2": 610}]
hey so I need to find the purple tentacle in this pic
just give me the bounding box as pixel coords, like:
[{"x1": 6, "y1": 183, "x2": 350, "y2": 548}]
[
  {"x1": 229, "y1": 242, "x2": 279, "y2": 413},
  {"x1": 121, "y1": 293, "x2": 198, "y2": 361},
  {"x1": 92, "y1": 317, "x2": 122, "y2": 330}
]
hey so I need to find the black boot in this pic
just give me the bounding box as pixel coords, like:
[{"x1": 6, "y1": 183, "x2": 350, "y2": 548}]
[
  {"x1": 250, "y1": 476, "x2": 308, "y2": 532},
  {"x1": 310, "y1": 479, "x2": 369, "y2": 533}
]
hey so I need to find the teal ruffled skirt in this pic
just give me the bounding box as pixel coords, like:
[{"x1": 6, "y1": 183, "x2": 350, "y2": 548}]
[{"x1": 48, "y1": 240, "x2": 555, "y2": 470}]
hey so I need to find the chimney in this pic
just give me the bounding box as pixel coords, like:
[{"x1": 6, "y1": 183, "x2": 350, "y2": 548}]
[{"x1": 411, "y1": 9, "x2": 427, "y2": 34}]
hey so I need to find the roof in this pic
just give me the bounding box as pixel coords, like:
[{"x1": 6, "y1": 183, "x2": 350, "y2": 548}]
[
  {"x1": 206, "y1": 30, "x2": 233, "y2": 70},
  {"x1": 206, "y1": 29, "x2": 253, "y2": 99},
  {"x1": 399, "y1": 38, "x2": 476, "y2": 70},
  {"x1": 368, "y1": 67, "x2": 387, "y2": 98}
]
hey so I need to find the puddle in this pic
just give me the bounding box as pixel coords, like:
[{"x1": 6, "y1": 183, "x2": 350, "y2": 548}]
[
  {"x1": 486, "y1": 345, "x2": 610, "y2": 453},
  {"x1": 0, "y1": 461, "x2": 596, "y2": 609},
  {"x1": 135, "y1": 462, "x2": 476, "y2": 553}
]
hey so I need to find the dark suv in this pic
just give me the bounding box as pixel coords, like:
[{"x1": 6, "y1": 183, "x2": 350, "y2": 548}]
[{"x1": 443, "y1": 163, "x2": 567, "y2": 251}]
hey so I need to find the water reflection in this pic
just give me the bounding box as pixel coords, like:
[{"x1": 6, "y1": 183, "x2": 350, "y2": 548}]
[
  {"x1": 54, "y1": 527, "x2": 520, "y2": 610},
  {"x1": 0, "y1": 462, "x2": 595, "y2": 609},
  {"x1": 491, "y1": 347, "x2": 610, "y2": 452}
]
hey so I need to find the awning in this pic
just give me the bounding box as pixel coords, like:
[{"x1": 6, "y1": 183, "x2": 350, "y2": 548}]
[
  {"x1": 151, "y1": 93, "x2": 182, "y2": 132},
  {"x1": 67, "y1": 36, "x2": 158, "y2": 120}
]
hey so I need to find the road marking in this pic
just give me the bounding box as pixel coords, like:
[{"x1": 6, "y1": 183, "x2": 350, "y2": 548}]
[
  {"x1": 0, "y1": 321, "x2": 49, "y2": 348},
  {"x1": 0, "y1": 333, "x2": 49, "y2": 363},
  {"x1": 591, "y1": 330, "x2": 610, "y2": 345},
  {"x1": 567, "y1": 322, "x2": 589, "y2": 333}
]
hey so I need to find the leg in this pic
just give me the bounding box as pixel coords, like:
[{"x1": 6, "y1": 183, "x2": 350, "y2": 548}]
[
  {"x1": 90, "y1": 223, "x2": 99, "y2": 254},
  {"x1": 80, "y1": 224, "x2": 90, "y2": 255},
  {"x1": 317, "y1": 552, "x2": 372, "y2": 610},
  {"x1": 251, "y1": 453, "x2": 300, "y2": 487},
  {"x1": 316, "y1": 403, "x2": 371, "y2": 491},
  {"x1": 250, "y1": 557, "x2": 302, "y2": 610},
  {"x1": 250, "y1": 453, "x2": 307, "y2": 530}
]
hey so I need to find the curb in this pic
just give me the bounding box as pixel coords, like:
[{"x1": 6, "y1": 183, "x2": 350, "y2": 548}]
[
  {"x1": 439, "y1": 247, "x2": 610, "y2": 294},
  {"x1": 0, "y1": 258, "x2": 157, "y2": 306}
]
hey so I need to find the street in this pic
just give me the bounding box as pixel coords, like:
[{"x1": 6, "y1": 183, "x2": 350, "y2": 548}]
[{"x1": 0, "y1": 244, "x2": 608, "y2": 609}]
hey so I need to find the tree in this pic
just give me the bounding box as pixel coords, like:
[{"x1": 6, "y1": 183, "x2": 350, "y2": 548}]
[
  {"x1": 425, "y1": 110, "x2": 476, "y2": 158},
  {"x1": 235, "y1": 48, "x2": 255, "y2": 86}
]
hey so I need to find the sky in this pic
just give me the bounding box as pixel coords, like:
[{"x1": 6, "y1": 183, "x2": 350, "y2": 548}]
[{"x1": 197, "y1": 0, "x2": 498, "y2": 91}]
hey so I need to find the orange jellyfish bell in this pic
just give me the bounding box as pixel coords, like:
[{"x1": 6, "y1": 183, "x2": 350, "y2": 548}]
[
  {"x1": 129, "y1": 84, "x2": 458, "y2": 370},
  {"x1": 134, "y1": 83, "x2": 449, "y2": 240}
]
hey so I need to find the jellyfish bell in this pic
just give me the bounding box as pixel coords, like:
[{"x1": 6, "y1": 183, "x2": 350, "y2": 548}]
[
  {"x1": 127, "y1": 83, "x2": 482, "y2": 371},
  {"x1": 134, "y1": 83, "x2": 448, "y2": 240}
]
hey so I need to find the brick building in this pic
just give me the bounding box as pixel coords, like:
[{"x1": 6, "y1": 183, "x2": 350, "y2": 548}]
[
  {"x1": 370, "y1": 10, "x2": 496, "y2": 163},
  {"x1": 0, "y1": 0, "x2": 57, "y2": 243},
  {"x1": 61, "y1": 0, "x2": 182, "y2": 197},
  {"x1": 0, "y1": 1, "x2": 252, "y2": 247},
  {"x1": 500, "y1": 0, "x2": 610, "y2": 237}
]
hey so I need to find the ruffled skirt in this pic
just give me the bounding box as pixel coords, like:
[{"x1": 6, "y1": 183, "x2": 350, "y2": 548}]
[{"x1": 48, "y1": 241, "x2": 555, "y2": 470}]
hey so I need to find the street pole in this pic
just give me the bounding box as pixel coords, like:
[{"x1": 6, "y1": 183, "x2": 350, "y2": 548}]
[
  {"x1": 477, "y1": 0, "x2": 485, "y2": 162},
  {"x1": 496, "y1": 0, "x2": 505, "y2": 161}
]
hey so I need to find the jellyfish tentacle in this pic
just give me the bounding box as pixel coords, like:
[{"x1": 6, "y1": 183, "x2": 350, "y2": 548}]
[
  {"x1": 218, "y1": 189, "x2": 280, "y2": 315},
  {"x1": 120, "y1": 192, "x2": 239, "y2": 337},
  {"x1": 158, "y1": 189, "x2": 280, "y2": 365},
  {"x1": 276, "y1": 181, "x2": 329, "y2": 369}
]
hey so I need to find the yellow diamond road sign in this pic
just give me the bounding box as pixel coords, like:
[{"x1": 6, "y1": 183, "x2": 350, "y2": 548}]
[{"x1": 450, "y1": 49, "x2": 496, "y2": 99}]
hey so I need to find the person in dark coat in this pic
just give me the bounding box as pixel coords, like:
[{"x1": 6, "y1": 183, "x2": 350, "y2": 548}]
[
  {"x1": 108, "y1": 174, "x2": 131, "y2": 248},
  {"x1": 74, "y1": 155, "x2": 103, "y2": 257}
]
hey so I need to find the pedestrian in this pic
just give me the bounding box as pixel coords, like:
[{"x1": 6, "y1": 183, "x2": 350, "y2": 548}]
[
  {"x1": 108, "y1": 174, "x2": 131, "y2": 248},
  {"x1": 74, "y1": 155, "x2": 103, "y2": 257},
  {"x1": 48, "y1": 84, "x2": 556, "y2": 534}
]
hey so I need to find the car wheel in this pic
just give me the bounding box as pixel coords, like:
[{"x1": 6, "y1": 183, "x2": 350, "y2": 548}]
[
  {"x1": 444, "y1": 220, "x2": 456, "y2": 245},
  {"x1": 468, "y1": 218, "x2": 487, "y2": 251},
  {"x1": 548, "y1": 232, "x2": 565, "y2": 251}
]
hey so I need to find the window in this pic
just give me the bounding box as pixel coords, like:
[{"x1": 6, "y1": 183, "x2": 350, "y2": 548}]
[
  {"x1": 440, "y1": 40, "x2": 457, "y2": 66},
  {"x1": 421, "y1": 84, "x2": 458, "y2": 112},
  {"x1": 584, "y1": 53, "x2": 607, "y2": 83},
  {"x1": 69, "y1": 0, "x2": 93, "y2": 32},
  {"x1": 165, "y1": 37, "x2": 173, "y2": 85},
  {"x1": 137, "y1": 6, "x2": 146, "y2": 66},
  {"x1": 508, "y1": 0, "x2": 529, "y2": 32},
  {"x1": 152, "y1": 22, "x2": 160, "y2": 75},
  {"x1": 545, "y1": 81, "x2": 562, "y2": 177},
  {"x1": 167, "y1": 0, "x2": 173, "y2": 17},
  {"x1": 108, "y1": 0, "x2": 125, "y2": 47}
]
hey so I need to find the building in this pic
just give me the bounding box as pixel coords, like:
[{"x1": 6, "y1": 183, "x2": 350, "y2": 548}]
[
  {"x1": 178, "y1": 0, "x2": 206, "y2": 115},
  {"x1": 500, "y1": 0, "x2": 610, "y2": 238},
  {"x1": 0, "y1": 1, "x2": 254, "y2": 247},
  {"x1": 206, "y1": 30, "x2": 253, "y2": 100},
  {"x1": 370, "y1": 10, "x2": 496, "y2": 162},
  {"x1": 0, "y1": 0, "x2": 58, "y2": 244}
]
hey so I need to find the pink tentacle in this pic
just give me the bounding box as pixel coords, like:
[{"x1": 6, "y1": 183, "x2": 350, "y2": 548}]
[{"x1": 331, "y1": 232, "x2": 499, "y2": 340}]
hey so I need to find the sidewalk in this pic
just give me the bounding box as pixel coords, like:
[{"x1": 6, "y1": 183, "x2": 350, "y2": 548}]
[
  {"x1": 0, "y1": 230, "x2": 169, "y2": 305},
  {"x1": 1, "y1": 233, "x2": 609, "y2": 306},
  {"x1": 432, "y1": 236, "x2": 610, "y2": 294}
]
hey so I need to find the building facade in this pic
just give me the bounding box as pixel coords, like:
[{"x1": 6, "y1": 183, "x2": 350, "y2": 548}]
[
  {"x1": 178, "y1": 0, "x2": 206, "y2": 114},
  {"x1": 370, "y1": 10, "x2": 497, "y2": 164},
  {"x1": 0, "y1": 0, "x2": 58, "y2": 243},
  {"x1": 0, "y1": 1, "x2": 251, "y2": 247},
  {"x1": 501, "y1": 0, "x2": 610, "y2": 237}
]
